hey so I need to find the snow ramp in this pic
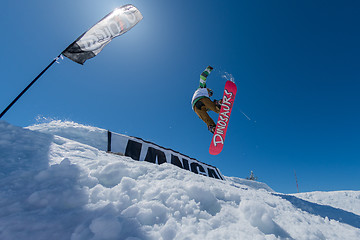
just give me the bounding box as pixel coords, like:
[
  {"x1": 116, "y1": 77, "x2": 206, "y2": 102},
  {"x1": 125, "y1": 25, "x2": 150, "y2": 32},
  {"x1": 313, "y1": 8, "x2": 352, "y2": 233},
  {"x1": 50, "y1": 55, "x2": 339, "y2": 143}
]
[
  {"x1": 27, "y1": 120, "x2": 224, "y2": 180},
  {"x1": 1, "y1": 120, "x2": 360, "y2": 240}
]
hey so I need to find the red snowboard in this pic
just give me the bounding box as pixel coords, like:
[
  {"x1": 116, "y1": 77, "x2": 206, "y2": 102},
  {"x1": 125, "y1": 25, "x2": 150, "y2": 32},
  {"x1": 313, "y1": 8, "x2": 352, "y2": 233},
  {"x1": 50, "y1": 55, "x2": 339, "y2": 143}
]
[{"x1": 209, "y1": 81, "x2": 237, "y2": 155}]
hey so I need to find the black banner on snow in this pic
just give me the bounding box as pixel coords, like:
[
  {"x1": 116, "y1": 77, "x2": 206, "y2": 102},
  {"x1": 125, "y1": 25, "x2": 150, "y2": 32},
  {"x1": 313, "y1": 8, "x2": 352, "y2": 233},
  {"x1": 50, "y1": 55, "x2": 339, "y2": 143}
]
[{"x1": 108, "y1": 131, "x2": 224, "y2": 180}]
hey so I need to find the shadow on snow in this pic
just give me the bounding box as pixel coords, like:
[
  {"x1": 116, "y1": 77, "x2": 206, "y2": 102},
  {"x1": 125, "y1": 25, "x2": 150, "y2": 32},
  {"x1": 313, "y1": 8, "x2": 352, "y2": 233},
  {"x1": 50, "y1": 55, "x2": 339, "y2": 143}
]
[{"x1": 274, "y1": 193, "x2": 360, "y2": 229}]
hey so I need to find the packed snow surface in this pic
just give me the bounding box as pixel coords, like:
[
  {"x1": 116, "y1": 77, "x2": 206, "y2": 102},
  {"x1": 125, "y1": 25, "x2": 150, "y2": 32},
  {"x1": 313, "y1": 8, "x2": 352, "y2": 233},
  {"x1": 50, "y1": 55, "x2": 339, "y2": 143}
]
[{"x1": 1, "y1": 120, "x2": 360, "y2": 240}]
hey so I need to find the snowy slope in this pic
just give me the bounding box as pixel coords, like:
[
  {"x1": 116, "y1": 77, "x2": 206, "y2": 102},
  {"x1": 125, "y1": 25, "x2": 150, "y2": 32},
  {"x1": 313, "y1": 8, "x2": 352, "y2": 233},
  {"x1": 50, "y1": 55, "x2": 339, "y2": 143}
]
[
  {"x1": 294, "y1": 191, "x2": 360, "y2": 216},
  {"x1": 1, "y1": 120, "x2": 360, "y2": 240}
]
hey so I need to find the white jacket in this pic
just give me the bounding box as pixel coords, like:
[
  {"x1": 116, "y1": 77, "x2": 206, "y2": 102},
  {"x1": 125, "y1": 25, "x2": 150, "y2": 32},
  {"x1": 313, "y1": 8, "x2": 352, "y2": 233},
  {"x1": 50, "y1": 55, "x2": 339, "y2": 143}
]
[{"x1": 191, "y1": 88, "x2": 210, "y2": 107}]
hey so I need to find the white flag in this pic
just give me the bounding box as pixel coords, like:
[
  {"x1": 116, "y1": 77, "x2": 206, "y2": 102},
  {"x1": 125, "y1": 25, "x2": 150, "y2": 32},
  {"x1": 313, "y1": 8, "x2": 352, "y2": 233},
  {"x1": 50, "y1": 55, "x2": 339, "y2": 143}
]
[{"x1": 63, "y1": 5, "x2": 143, "y2": 64}]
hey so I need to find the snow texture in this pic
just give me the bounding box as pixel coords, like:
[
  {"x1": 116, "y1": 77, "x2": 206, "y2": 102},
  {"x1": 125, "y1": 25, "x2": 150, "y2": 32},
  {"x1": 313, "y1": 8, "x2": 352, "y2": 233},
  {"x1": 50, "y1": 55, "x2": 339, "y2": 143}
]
[{"x1": 0, "y1": 120, "x2": 360, "y2": 240}]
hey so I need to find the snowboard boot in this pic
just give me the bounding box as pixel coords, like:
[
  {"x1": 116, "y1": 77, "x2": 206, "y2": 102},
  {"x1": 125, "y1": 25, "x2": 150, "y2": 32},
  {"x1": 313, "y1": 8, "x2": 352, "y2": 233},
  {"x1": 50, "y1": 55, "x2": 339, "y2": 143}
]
[
  {"x1": 208, "y1": 125, "x2": 216, "y2": 134},
  {"x1": 214, "y1": 99, "x2": 223, "y2": 109}
]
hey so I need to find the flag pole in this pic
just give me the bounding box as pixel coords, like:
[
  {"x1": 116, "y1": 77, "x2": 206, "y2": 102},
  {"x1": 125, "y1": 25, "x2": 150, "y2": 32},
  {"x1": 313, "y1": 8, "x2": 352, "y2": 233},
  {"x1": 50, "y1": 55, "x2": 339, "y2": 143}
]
[
  {"x1": 0, "y1": 54, "x2": 62, "y2": 119},
  {"x1": 294, "y1": 170, "x2": 299, "y2": 193}
]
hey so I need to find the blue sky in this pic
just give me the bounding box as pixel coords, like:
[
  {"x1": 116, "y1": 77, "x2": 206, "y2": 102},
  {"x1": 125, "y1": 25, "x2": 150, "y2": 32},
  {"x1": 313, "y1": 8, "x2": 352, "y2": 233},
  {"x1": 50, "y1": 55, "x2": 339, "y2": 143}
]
[{"x1": 1, "y1": 0, "x2": 359, "y2": 193}]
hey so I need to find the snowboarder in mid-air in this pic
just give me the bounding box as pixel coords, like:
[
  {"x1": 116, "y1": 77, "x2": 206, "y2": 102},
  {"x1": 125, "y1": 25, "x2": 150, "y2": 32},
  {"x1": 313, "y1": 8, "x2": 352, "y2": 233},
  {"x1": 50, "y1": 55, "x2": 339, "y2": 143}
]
[{"x1": 191, "y1": 66, "x2": 222, "y2": 134}]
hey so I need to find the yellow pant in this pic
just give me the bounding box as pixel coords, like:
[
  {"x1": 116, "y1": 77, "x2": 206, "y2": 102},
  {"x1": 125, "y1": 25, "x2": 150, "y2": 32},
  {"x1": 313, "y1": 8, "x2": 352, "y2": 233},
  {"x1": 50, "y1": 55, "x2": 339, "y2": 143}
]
[{"x1": 194, "y1": 97, "x2": 220, "y2": 128}]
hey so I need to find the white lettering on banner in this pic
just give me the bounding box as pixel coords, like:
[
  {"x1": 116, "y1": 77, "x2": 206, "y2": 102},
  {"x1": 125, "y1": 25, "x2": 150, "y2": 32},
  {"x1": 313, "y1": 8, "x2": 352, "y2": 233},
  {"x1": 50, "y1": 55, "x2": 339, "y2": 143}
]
[
  {"x1": 213, "y1": 89, "x2": 234, "y2": 147},
  {"x1": 79, "y1": 8, "x2": 140, "y2": 52},
  {"x1": 110, "y1": 133, "x2": 224, "y2": 180},
  {"x1": 79, "y1": 19, "x2": 124, "y2": 51},
  {"x1": 123, "y1": 11, "x2": 138, "y2": 24}
]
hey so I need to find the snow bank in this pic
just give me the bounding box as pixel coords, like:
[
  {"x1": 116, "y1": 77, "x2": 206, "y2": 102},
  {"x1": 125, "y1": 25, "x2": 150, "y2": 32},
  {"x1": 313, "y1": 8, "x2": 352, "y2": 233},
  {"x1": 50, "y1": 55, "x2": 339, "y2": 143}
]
[
  {"x1": 27, "y1": 120, "x2": 108, "y2": 151},
  {"x1": 1, "y1": 120, "x2": 360, "y2": 240},
  {"x1": 295, "y1": 191, "x2": 360, "y2": 216},
  {"x1": 226, "y1": 176, "x2": 274, "y2": 192}
]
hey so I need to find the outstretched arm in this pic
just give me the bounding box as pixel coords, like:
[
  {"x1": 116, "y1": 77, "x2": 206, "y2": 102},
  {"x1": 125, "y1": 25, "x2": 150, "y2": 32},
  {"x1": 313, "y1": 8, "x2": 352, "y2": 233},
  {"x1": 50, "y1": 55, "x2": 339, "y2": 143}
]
[{"x1": 199, "y1": 66, "x2": 213, "y2": 88}]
